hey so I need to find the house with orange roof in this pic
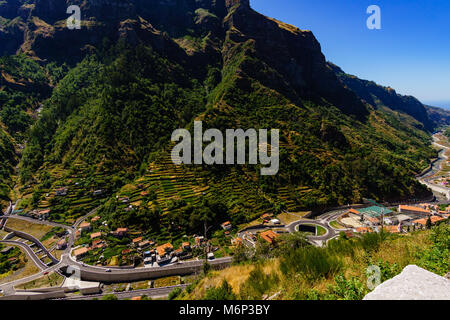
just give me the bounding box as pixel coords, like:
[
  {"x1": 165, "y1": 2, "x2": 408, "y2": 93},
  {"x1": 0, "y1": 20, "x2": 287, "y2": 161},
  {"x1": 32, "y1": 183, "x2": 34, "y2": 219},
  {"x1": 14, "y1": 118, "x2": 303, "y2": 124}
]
[
  {"x1": 430, "y1": 216, "x2": 446, "y2": 224},
  {"x1": 79, "y1": 222, "x2": 91, "y2": 233},
  {"x1": 413, "y1": 216, "x2": 446, "y2": 228},
  {"x1": 195, "y1": 236, "x2": 205, "y2": 247},
  {"x1": 132, "y1": 237, "x2": 143, "y2": 244},
  {"x1": 365, "y1": 216, "x2": 380, "y2": 225},
  {"x1": 259, "y1": 230, "x2": 279, "y2": 244},
  {"x1": 112, "y1": 227, "x2": 128, "y2": 237},
  {"x1": 231, "y1": 237, "x2": 243, "y2": 246},
  {"x1": 57, "y1": 239, "x2": 67, "y2": 250},
  {"x1": 398, "y1": 205, "x2": 431, "y2": 216},
  {"x1": 91, "y1": 216, "x2": 101, "y2": 222},
  {"x1": 74, "y1": 247, "x2": 90, "y2": 260},
  {"x1": 412, "y1": 218, "x2": 427, "y2": 228},
  {"x1": 156, "y1": 243, "x2": 173, "y2": 257},
  {"x1": 138, "y1": 240, "x2": 151, "y2": 249},
  {"x1": 182, "y1": 242, "x2": 191, "y2": 251},
  {"x1": 347, "y1": 208, "x2": 361, "y2": 215},
  {"x1": 221, "y1": 221, "x2": 232, "y2": 231},
  {"x1": 383, "y1": 225, "x2": 401, "y2": 233},
  {"x1": 355, "y1": 227, "x2": 373, "y2": 234},
  {"x1": 90, "y1": 232, "x2": 102, "y2": 240}
]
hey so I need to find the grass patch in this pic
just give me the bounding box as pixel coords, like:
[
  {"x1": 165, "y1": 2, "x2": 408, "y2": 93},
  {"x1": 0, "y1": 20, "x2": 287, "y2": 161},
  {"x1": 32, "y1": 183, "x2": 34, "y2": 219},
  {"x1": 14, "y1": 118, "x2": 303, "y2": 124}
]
[{"x1": 15, "y1": 272, "x2": 64, "y2": 290}]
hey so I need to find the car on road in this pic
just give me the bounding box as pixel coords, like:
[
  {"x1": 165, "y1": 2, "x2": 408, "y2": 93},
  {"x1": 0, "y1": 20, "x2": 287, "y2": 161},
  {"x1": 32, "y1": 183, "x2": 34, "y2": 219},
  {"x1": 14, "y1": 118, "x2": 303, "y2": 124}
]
[
  {"x1": 43, "y1": 271, "x2": 49, "y2": 275},
  {"x1": 105, "y1": 269, "x2": 111, "y2": 272}
]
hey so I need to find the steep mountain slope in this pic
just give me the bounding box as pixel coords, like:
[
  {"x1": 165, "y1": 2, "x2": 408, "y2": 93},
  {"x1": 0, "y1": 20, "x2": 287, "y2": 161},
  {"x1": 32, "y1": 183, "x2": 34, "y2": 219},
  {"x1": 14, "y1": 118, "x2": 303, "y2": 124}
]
[
  {"x1": 0, "y1": 124, "x2": 17, "y2": 211},
  {"x1": 328, "y1": 63, "x2": 434, "y2": 131},
  {"x1": 425, "y1": 105, "x2": 450, "y2": 128},
  {"x1": 0, "y1": 0, "x2": 436, "y2": 235}
]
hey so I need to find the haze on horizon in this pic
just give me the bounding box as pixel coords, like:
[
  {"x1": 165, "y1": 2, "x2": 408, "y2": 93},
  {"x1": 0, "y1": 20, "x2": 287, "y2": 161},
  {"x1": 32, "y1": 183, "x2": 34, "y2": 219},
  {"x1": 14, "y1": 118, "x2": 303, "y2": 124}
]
[{"x1": 252, "y1": 0, "x2": 450, "y2": 109}]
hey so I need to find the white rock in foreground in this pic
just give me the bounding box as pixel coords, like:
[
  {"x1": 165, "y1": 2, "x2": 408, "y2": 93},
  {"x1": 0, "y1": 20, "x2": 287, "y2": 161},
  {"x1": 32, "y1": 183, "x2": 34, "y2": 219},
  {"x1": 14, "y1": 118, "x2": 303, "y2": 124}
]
[{"x1": 364, "y1": 265, "x2": 450, "y2": 300}]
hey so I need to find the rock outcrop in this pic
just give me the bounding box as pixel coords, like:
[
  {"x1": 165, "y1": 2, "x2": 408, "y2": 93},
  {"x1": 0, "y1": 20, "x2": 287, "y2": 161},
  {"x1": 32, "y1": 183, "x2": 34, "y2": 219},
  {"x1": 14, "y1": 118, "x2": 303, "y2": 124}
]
[{"x1": 364, "y1": 265, "x2": 450, "y2": 300}]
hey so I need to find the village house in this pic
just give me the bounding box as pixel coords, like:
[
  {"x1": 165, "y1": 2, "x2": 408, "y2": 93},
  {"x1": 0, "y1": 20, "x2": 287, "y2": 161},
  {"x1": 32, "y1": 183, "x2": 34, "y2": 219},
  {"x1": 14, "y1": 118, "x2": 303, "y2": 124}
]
[
  {"x1": 220, "y1": 221, "x2": 232, "y2": 231},
  {"x1": 57, "y1": 239, "x2": 67, "y2": 250},
  {"x1": 29, "y1": 209, "x2": 51, "y2": 220},
  {"x1": 55, "y1": 187, "x2": 68, "y2": 196},
  {"x1": 90, "y1": 232, "x2": 102, "y2": 240},
  {"x1": 119, "y1": 197, "x2": 130, "y2": 203},
  {"x1": 382, "y1": 224, "x2": 402, "y2": 234},
  {"x1": 173, "y1": 248, "x2": 184, "y2": 257},
  {"x1": 91, "y1": 216, "x2": 101, "y2": 223},
  {"x1": 259, "y1": 230, "x2": 279, "y2": 245},
  {"x1": 112, "y1": 227, "x2": 128, "y2": 237},
  {"x1": 355, "y1": 227, "x2": 373, "y2": 234},
  {"x1": 132, "y1": 237, "x2": 143, "y2": 246},
  {"x1": 79, "y1": 222, "x2": 91, "y2": 233},
  {"x1": 91, "y1": 239, "x2": 106, "y2": 249},
  {"x1": 182, "y1": 242, "x2": 191, "y2": 251},
  {"x1": 270, "y1": 218, "x2": 281, "y2": 225},
  {"x1": 398, "y1": 205, "x2": 431, "y2": 217},
  {"x1": 194, "y1": 236, "x2": 205, "y2": 247},
  {"x1": 155, "y1": 243, "x2": 173, "y2": 265},
  {"x1": 138, "y1": 240, "x2": 152, "y2": 249},
  {"x1": 411, "y1": 215, "x2": 445, "y2": 229},
  {"x1": 231, "y1": 237, "x2": 243, "y2": 246},
  {"x1": 74, "y1": 247, "x2": 90, "y2": 260},
  {"x1": 93, "y1": 190, "x2": 103, "y2": 196},
  {"x1": 156, "y1": 243, "x2": 174, "y2": 257}
]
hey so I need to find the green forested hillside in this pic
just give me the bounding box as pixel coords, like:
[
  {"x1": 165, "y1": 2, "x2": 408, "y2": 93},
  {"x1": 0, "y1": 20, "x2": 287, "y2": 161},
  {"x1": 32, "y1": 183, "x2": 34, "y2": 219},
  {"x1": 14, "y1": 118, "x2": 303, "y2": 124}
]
[
  {"x1": 0, "y1": 0, "x2": 438, "y2": 237},
  {"x1": 18, "y1": 40, "x2": 434, "y2": 236},
  {"x1": 0, "y1": 125, "x2": 16, "y2": 210}
]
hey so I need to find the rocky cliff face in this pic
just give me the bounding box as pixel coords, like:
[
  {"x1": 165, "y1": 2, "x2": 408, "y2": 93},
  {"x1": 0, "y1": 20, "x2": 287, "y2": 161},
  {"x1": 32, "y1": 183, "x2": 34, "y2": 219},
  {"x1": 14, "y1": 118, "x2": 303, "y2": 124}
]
[
  {"x1": 0, "y1": 0, "x2": 368, "y2": 118},
  {"x1": 329, "y1": 63, "x2": 434, "y2": 130}
]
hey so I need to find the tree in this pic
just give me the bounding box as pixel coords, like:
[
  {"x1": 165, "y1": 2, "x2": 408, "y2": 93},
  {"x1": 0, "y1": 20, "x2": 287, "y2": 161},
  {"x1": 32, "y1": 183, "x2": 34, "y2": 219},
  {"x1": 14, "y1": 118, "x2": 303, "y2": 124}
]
[
  {"x1": 168, "y1": 287, "x2": 182, "y2": 300},
  {"x1": 203, "y1": 280, "x2": 236, "y2": 300},
  {"x1": 202, "y1": 260, "x2": 211, "y2": 275},
  {"x1": 278, "y1": 232, "x2": 309, "y2": 253},
  {"x1": 426, "y1": 216, "x2": 432, "y2": 229}
]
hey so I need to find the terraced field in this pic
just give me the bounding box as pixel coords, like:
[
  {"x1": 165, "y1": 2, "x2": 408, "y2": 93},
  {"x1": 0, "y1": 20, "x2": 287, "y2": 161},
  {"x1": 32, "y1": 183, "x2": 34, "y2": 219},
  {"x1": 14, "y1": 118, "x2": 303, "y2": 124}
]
[{"x1": 16, "y1": 161, "x2": 112, "y2": 224}]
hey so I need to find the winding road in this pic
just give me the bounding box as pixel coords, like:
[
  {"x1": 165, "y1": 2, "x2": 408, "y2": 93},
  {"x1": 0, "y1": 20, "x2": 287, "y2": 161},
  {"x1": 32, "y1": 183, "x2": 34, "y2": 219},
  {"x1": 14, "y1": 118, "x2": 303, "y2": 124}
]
[
  {"x1": 2, "y1": 133, "x2": 447, "y2": 299},
  {"x1": 417, "y1": 134, "x2": 450, "y2": 201}
]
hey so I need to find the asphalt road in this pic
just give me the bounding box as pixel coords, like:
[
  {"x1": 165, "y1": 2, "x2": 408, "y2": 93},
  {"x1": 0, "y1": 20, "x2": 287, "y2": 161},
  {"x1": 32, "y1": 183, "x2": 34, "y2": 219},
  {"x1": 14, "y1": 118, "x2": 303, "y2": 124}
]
[
  {"x1": 59, "y1": 284, "x2": 189, "y2": 300},
  {"x1": 0, "y1": 239, "x2": 47, "y2": 270}
]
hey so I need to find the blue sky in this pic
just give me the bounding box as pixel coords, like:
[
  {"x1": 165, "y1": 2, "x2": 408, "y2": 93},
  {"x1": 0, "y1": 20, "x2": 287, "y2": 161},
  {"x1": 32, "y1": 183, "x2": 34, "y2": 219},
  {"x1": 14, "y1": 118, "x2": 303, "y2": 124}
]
[{"x1": 252, "y1": 0, "x2": 450, "y2": 108}]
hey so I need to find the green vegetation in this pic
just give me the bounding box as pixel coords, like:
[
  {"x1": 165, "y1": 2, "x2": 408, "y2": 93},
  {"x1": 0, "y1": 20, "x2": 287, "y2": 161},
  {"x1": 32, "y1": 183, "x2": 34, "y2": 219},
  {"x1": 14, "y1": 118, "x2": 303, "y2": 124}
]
[
  {"x1": 203, "y1": 280, "x2": 236, "y2": 300},
  {"x1": 0, "y1": 55, "x2": 50, "y2": 137},
  {"x1": 183, "y1": 223, "x2": 449, "y2": 300},
  {"x1": 316, "y1": 225, "x2": 326, "y2": 236},
  {"x1": 0, "y1": 243, "x2": 24, "y2": 276}
]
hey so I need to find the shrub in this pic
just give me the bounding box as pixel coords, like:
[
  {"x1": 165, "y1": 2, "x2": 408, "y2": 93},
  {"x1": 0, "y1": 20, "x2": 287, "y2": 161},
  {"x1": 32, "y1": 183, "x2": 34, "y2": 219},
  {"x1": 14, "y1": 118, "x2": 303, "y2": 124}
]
[
  {"x1": 168, "y1": 287, "x2": 183, "y2": 300},
  {"x1": 203, "y1": 280, "x2": 236, "y2": 300},
  {"x1": 239, "y1": 266, "x2": 279, "y2": 299},
  {"x1": 280, "y1": 246, "x2": 343, "y2": 281}
]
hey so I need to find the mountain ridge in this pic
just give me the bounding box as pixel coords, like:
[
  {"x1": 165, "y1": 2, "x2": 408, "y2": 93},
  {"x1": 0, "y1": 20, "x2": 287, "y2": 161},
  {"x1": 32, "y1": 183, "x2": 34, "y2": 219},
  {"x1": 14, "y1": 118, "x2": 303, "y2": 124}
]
[{"x1": 0, "y1": 0, "x2": 440, "y2": 231}]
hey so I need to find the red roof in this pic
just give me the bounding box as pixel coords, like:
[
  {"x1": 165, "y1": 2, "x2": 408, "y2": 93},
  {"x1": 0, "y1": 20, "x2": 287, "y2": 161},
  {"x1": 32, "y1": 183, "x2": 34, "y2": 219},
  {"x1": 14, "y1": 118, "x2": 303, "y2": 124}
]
[{"x1": 259, "y1": 230, "x2": 279, "y2": 244}]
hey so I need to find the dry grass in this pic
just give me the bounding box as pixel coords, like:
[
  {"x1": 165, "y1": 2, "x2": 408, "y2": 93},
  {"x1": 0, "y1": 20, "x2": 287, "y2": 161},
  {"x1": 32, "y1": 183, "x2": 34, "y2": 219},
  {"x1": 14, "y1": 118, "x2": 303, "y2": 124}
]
[
  {"x1": 15, "y1": 272, "x2": 64, "y2": 290},
  {"x1": 186, "y1": 260, "x2": 281, "y2": 299},
  {"x1": 185, "y1": 230, "x2": 434, "y2": 300},
  {"x1": 276, "y1": 212, "x2": 308, "y2": 224},
  {"x1": 5, "y1": 218, "x2": 53, "y2": 240}
]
